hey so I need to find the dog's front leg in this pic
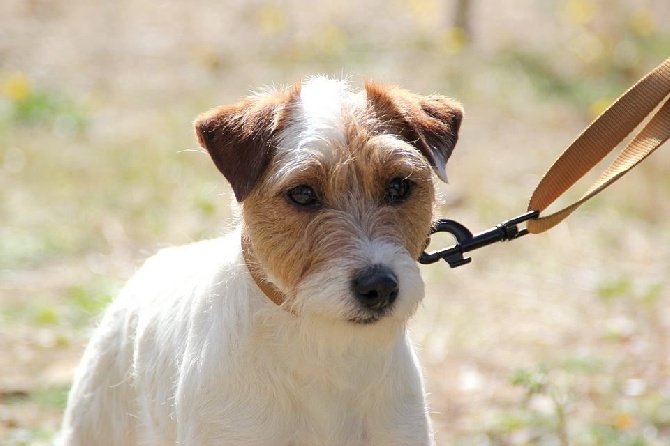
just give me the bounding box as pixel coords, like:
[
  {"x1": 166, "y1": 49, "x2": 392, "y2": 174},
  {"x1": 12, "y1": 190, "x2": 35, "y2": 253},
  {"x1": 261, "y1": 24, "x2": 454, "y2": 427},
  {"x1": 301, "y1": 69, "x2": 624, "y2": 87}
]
[
  {"x1": 365, "y1": 341, "x2": 435, "y2": 446},
  {"x1": 171, "y1": 329, "x2": 291, "y2": 446},
  {"x1": 58, "y1": 302, "x2": 139, "y2": 446},
  {"x1": 370, "y1": 400, "x2": 434, "y2": 446},
  {"x1": 372, "y1": 394, "x2": 435, "y2": 445}
]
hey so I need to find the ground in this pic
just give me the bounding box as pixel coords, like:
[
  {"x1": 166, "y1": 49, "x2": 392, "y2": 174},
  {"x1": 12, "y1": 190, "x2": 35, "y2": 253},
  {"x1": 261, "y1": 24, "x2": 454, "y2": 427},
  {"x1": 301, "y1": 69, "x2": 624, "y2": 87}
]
[{"x1": 2, "y1": 0, "x2": 670, "y2": 444}]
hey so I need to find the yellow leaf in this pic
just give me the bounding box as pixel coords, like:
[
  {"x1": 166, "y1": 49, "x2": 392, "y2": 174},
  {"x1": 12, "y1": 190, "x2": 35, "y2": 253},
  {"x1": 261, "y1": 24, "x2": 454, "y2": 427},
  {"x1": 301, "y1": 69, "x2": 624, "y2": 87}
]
[
  {"x1": 1, "y1": 72, "x2": 31, "y2": 101},
  {"x1": 565, "y1": 0, "x2": 596, "y2": 25},
  {"x1": 614, "y1": 412, "x2": 636, "y2": 431},
  {"x1": 441, "y1": 27, "x2": 467, "y2": 55},
  {"x1": 629, "y1": 11, "x2": 656, "y2": 36},
  {"x1": 256, "y1": 3, "x2": 286, "y2": 34}
]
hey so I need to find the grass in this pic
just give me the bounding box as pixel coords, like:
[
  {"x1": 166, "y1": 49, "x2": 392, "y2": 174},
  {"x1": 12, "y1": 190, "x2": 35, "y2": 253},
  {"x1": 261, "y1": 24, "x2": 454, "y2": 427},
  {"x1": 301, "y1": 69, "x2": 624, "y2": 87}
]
[{"x1": 2, "y1": 0, "x2": 670, "y2": 444}]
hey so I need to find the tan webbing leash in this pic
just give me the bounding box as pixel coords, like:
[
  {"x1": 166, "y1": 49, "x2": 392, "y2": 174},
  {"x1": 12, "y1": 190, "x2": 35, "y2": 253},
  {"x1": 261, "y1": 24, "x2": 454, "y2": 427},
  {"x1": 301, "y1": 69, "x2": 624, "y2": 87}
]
[
  {"x1": 420, "y1": 57, "x2": 670, "y2": 268},
  {"x1": 527, "y1": 57, "x2": 670, "y2": 234}
]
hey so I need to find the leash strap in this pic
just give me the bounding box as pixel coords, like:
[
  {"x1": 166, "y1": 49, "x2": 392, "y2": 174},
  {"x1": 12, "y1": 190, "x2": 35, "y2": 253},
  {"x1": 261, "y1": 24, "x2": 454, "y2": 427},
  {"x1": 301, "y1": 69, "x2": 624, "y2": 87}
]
[
  {"x1": 421, "y1": 57, "x2": 670, "y2": 267},
  {"x1": 526, "y1": 57, "x2": 670, "y2": 234}
]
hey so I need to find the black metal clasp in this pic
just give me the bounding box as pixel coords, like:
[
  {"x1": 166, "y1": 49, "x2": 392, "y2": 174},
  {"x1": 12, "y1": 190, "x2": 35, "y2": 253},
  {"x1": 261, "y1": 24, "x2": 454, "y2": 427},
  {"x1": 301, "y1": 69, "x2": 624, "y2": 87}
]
[{"x1": 419, "y1": 210, "x2": 539, "y2": 268}]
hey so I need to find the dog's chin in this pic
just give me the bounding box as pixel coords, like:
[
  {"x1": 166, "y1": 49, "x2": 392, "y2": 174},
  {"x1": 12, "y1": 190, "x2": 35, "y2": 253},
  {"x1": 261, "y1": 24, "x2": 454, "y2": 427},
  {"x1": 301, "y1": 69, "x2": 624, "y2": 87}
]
[
  {"x1": 347, "y1": 307, "x2": 394, "y2": 325},
  {"x1": 348, "y1": 315, "x2": 382, "y2": 325}
]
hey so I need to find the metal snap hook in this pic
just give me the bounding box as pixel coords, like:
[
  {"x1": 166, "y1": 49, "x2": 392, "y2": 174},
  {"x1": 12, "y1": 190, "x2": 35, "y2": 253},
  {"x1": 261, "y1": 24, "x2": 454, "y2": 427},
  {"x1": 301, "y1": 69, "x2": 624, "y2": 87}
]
[{"x1": 419, "y1": 211, "x2": 539, "y2": 268}]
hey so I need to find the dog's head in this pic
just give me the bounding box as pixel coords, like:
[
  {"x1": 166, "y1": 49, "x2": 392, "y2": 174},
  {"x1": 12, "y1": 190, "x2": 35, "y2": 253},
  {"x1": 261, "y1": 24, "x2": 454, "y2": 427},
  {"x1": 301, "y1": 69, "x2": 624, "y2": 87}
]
[{"x1": 195, "y1": 77, "x2": 462, "y2": 327}]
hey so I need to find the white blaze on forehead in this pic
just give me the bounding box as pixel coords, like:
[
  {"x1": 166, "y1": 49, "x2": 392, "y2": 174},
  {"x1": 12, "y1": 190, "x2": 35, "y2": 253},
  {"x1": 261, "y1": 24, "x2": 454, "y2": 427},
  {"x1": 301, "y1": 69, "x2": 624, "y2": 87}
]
[
  {"x1": 299, "y1": 76, "x2": 348, "y2": 144},
  {"x1": 280, "y1": 77, "x2": 363, "y2": 154}
]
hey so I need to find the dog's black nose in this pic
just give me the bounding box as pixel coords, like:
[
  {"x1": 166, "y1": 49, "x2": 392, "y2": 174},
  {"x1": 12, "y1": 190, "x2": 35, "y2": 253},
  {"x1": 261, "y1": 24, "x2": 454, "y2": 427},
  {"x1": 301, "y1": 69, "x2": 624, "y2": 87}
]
[{"x1": 352, "y1": 265, "x2": 399, "y2": 310}]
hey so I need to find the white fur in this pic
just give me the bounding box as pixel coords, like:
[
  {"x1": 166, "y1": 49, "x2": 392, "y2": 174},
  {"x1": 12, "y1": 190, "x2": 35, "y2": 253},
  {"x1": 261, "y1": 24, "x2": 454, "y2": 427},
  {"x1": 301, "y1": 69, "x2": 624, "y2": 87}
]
[
  {"x1": 57, "y1": 231, "x2": 433, "y2": 445},
  {"x1": 278, "y1": 77, "x2": 366, "y2": 156},
  {"x1": 294, "y1": 76, "x2": 351, "y2": 148}
]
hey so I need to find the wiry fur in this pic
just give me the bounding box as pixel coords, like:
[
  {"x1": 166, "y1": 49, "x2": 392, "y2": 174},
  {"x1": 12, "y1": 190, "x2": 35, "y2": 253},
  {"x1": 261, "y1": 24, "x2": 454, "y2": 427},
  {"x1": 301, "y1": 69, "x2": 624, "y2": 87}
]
[{"x1": 58, "y1": 77, "x2": 463, "y2": 446}]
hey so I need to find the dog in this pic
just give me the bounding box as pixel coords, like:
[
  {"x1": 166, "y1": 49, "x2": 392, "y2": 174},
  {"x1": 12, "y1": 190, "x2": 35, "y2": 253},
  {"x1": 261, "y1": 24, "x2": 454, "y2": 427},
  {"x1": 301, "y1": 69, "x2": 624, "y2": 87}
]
[{"x1": 57, "y1": 77, "x2": 462, "y2": 446}]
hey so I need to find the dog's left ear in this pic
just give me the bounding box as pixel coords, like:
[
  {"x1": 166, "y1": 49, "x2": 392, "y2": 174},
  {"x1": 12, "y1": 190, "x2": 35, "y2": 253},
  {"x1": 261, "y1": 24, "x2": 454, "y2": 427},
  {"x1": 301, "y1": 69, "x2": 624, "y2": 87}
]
[
  {"x1": 194, "y1": 85, "x2": 300, "y2": 201},
  {"x1": 364, "y1": 82, "x2": 463, "y2": 182}
]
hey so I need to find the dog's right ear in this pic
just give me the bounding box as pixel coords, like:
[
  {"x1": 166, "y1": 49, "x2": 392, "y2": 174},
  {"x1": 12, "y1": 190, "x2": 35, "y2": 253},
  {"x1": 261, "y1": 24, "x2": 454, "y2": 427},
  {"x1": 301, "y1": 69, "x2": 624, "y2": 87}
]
[{"x1": 194, "y1": 85, "x2": 300, "y2": 202}]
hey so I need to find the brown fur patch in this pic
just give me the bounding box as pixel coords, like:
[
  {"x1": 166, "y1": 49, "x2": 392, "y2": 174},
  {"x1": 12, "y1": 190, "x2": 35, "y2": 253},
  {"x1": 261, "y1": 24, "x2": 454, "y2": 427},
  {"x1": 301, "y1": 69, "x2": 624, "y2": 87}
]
[
  {"x1": 364, "y1": 81, "x2": 463, "y2": 181},
  {"x1": 194, "y1": 84, "x2": 301, "y2": 201}
]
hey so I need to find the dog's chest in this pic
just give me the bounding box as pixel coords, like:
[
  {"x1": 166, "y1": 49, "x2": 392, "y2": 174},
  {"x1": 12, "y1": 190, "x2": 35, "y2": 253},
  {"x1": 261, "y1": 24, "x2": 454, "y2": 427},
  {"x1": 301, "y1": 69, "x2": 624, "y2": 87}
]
[
  {"x1": 288, "y1": 381, "x2": 369, "y2": 444},
  {"x1": 208, "y1": 379, "x2": 372, "y2": 445},
  {"x1": 218, "y1": 341, "x2": 391, "y2": 445}
]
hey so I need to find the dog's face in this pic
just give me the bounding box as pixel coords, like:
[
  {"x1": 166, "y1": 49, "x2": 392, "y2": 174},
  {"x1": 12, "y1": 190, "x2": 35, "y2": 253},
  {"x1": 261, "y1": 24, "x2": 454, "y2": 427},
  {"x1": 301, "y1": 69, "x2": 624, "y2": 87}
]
[{"x1": 195, "y1": 77, "x2": 462, "y2": 327}]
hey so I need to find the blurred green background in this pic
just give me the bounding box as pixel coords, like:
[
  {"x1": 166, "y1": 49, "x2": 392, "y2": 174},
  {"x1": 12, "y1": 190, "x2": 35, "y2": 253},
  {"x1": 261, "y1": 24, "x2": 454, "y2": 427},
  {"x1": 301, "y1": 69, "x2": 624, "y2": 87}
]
[{"x1": 1, "y1": 0, "x2": 670, "y2": 444}]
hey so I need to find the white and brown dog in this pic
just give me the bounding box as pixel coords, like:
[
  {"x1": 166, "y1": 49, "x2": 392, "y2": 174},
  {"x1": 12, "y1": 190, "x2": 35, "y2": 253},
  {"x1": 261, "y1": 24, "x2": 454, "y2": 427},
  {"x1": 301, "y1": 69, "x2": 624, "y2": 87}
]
[{"x1": 58, "y1": 77, "x2": 462, "y2": 445}]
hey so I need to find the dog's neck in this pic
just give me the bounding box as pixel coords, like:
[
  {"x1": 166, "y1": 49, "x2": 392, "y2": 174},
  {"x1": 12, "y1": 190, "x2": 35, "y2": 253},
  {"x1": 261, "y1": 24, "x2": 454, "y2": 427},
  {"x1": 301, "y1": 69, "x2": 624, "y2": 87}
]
[{"x1": 240, "y1": 232, "x2": 286, "y2": 307}]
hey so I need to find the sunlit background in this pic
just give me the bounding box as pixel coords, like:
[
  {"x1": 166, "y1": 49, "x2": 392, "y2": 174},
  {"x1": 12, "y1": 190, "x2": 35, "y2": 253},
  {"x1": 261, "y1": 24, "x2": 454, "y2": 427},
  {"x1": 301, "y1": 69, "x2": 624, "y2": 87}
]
[{"x1": 1, "y1": 0, "x2": 670, "y2": 444}]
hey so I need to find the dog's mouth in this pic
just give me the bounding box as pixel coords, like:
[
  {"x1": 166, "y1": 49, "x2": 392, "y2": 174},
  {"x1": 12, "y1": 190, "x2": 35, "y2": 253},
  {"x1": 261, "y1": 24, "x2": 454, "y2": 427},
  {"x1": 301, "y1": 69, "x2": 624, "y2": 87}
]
[
  {"x1": 349, "y1": 315, "x2": 381, "y2": 325},
  {"x1": 348, "y1": 307, "x2": 393, "y2": 325}
]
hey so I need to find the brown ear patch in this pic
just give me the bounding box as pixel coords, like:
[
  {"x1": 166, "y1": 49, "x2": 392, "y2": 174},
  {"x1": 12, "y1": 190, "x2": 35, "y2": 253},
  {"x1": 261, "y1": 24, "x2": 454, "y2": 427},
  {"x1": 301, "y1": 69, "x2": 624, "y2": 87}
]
[
  {"x1": 364, "y1": 81, "x2": 463, "y2": 182},
  {"x1": 194, "y1": 84, "x2": 301, "y2": 201}
]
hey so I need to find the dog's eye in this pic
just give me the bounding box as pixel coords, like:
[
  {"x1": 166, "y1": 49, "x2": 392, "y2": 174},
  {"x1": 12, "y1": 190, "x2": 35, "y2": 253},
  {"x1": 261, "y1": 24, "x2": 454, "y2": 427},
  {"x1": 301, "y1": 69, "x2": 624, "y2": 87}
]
[
  {"x1": 286, "y1": 185, "x2": 321, "y2": 208},
  {"x1": 385, "y1": 177, "x2": 414, "y2": 204}
]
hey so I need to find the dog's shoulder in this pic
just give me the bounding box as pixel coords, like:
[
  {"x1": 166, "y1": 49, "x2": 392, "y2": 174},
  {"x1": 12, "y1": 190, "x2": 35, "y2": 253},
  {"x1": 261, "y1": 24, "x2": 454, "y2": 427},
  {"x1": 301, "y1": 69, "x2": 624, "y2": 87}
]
[
  {"x1": 117, "y1": 231, "x2": 243, "y2": 306},
  {"x1": 145, "y1": 230, "x2": 240, "y2": 272}
]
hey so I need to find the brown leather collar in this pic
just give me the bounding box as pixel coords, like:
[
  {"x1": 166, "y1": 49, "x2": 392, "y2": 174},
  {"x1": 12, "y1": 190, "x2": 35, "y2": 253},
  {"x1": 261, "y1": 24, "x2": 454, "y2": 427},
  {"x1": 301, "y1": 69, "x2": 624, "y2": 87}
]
[{"x1": 241, "y1": 234, "x2": 286, "y2": 306}]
